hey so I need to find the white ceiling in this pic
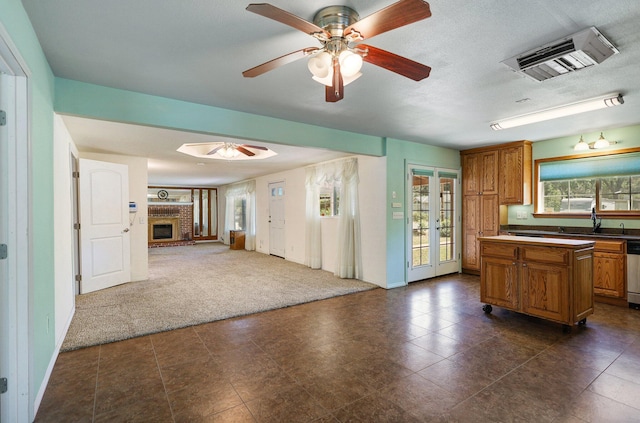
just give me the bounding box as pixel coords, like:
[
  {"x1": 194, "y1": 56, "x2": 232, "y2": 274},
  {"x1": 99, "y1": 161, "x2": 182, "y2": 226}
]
[{"x1": 22, "y1": 0, "x2": 640, "y2": 186}]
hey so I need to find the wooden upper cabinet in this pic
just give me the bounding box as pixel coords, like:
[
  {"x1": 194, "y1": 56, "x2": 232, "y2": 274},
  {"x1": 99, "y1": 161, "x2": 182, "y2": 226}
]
[
  {"x1": 462, "y1": 141, "x2": 532, "y2": 204},
  {"x1": 499, "y1": 142, "x2": 532, "y2": 205},
  {"x1": 462, "y1": 150, "x2": 498, "y2": 195}
]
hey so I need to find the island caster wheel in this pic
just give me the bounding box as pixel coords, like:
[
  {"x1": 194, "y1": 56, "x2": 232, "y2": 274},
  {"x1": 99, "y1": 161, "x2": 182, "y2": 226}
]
[
  {"x1": 578, "y1": 318, "x2": 587, "y2": 326},
  {"x1": 482, "y1": 304, "x2": 493, "y2": 314}
]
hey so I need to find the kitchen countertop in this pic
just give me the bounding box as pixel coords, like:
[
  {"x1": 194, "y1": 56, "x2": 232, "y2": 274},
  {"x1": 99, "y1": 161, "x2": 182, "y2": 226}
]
[
  {"x1": 480, "y1": 235, "x2": 596, "y2": 247},
  {"x1": 503, "y1": 229, "x2": 640, "y2": 242}
]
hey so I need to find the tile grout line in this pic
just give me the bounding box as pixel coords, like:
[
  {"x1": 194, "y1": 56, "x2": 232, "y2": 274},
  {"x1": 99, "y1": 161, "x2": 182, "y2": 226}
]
[
  {"x1": 92, "y1": 345, "x2": 102, "y2": 423},
  {"x1": 149, "y1": 335, "x2": 177, "y2": 423}
]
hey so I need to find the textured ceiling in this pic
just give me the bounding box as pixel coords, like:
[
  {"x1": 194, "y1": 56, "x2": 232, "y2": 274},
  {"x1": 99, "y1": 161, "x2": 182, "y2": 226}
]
[{"x1": 22, "y1": 0, "x2": 640, "y2": 185}]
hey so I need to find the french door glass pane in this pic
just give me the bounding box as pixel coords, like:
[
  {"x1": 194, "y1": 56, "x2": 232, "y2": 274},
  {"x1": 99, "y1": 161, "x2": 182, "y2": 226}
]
[
  {"x1": 439, "y1": 177, "x2": 455, "y2": 262},
  {"x1": 412, "y1": 175, "x2": 430, "y2": 267}
]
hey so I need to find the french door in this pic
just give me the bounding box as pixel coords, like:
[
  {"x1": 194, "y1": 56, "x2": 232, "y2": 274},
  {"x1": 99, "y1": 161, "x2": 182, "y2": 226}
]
[{"x1": 407, "y1": 165, "x2": 460, "y2": 282}]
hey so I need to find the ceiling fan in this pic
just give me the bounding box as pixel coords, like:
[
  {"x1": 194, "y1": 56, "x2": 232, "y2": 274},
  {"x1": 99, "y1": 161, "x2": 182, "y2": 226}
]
[
  {"x1": 242, "y1": 0, "x2": 432, "y2": 102},
  {"x1": 207, "y1": 143, "x2": 269, "y2": 158}
]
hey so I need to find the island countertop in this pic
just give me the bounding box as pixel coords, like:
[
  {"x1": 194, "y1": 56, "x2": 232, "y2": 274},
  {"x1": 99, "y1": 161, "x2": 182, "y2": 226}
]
[{"x1": 479, "y1": 235, "x2": 595, "y2": 248}]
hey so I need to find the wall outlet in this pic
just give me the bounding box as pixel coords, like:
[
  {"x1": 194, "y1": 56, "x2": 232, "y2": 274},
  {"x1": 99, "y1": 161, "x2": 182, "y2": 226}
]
[{"x1": 516, "y1": 211, "x2": 527, "y2": 219}]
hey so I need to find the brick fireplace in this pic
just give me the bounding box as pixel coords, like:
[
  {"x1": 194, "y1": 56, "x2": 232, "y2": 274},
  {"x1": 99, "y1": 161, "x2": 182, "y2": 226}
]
[{"x1": 148, "y1": 204, "x2": 195, "y2": 247}]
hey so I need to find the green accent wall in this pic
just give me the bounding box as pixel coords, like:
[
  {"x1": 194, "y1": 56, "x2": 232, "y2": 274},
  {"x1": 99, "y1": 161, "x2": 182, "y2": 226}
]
[
  {"x1": 385, "y1": 138, "x2": 461, "y2": 287},
  {"x1": 1, "y1": 0, "x2": 56, "y2": 406},
  {"x1": 54, "y1": 78, "x2": 385, "y2": 157},
  {"x1": 509, "y1": 124, "x2": 640, "y2": 229}
]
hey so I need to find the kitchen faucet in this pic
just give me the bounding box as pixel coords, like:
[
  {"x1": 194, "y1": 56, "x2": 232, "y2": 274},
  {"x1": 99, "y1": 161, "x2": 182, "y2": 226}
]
[{"x1": 591, "y1": 207, "x2": 602, "y2": 233}]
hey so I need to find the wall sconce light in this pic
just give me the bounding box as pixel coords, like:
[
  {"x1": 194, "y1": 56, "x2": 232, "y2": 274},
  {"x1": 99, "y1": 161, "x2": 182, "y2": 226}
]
[
  {"x1": 490, "y1": 93, "x2": 624, "y2": 130},
  {"x1": 573, "y1": 132, "x2": 618, "y2": 150}
]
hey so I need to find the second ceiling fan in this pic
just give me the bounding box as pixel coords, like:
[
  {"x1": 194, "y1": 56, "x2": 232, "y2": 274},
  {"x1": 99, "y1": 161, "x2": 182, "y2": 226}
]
[{"x1": 242, "y1": 0, "x2": 432, "y2": 102}]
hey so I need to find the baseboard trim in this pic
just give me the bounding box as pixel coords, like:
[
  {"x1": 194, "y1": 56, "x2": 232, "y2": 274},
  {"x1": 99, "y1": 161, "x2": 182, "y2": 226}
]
[{"x1": 33, "y1": 304, "x2": 76, "y2": 418}]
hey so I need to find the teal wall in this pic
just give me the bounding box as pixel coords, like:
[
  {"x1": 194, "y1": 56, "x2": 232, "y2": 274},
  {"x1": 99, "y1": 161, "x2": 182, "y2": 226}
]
[
  {"x1": 385, "y1": 138, "x2": 461, "y2": 287},
  {"x1": 53, "y1": 79, "x2": 463, "y2": 288},
  {"x1": 508, "y1": 124, "x2": 640, "y2": 230},
  {"x1": 0, "y1": 0, "x2": 56, "y2": 406},
  {"x1": 54, "y1": 78, "x2": 385, "y2": 157}
]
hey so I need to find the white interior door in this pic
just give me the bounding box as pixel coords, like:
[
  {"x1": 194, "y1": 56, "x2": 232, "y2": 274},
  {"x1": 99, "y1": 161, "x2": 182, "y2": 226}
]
[
  {"x1": 269, "y1": 181, "x2": 285, "y2": 258},
  {"x1": 407, "y1": 165, "x2": 459, "y2": 283},
  {"x1": 79, "y1": 159, "x2": 131, "y2": 294}
]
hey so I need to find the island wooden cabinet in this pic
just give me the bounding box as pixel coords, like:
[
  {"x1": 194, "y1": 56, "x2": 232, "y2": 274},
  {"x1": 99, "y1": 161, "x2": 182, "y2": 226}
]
[{"x1": 480, "y1": 236, "x2": 594, "y2": 327}]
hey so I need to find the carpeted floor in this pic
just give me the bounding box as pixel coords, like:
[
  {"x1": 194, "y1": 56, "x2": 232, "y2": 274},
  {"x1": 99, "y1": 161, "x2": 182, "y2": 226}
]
[{"x1": 61, "y1": 243, "x2": 377, "y2": 351}]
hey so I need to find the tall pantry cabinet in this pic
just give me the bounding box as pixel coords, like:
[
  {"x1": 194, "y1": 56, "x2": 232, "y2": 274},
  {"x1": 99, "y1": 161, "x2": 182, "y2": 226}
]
[{"x1": 461, "y1": 141, "x2": 532, "y2": 273}]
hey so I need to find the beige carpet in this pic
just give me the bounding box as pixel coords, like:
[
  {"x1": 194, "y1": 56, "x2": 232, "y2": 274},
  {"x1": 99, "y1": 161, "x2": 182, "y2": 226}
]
[{"x1": 61, "y1": 243, "x2": 377, "y2": 351}]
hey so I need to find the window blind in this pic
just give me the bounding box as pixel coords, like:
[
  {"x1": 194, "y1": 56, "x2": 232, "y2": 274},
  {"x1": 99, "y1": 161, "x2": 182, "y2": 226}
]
[
  {"x1": 438, "y1": 171, "x2": 458, "y2": 179},
  {"x1": 412, "y1": 169, "x2": 434, "y2": 177},
  {"x1": 539, "y1": 152, "x2": 640, "y2": 181}
]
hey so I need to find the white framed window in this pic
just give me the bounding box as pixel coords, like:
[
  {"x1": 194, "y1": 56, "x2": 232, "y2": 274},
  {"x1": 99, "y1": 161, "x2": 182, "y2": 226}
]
[
  {"x1": 536, "y1": 149, "x2": 640, "y2": 216},
  {"x1": 319, "y1": 183, "x2": 340, "y2": 216}
]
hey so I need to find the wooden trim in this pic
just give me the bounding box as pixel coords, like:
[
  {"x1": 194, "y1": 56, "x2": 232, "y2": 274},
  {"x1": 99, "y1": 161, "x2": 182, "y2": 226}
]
[
  {"x1": 595, "y1": 295, "x2": 628, "y2": 307},
  {"x1": 532, "y1": 212, "x2": 640, "y2": 219},
  {"x1": 460, "y1": 140, "x2": 532, "y2": 155},
  {"x1": 534, "y1": 146, "x2": 640, "y2": 216}
]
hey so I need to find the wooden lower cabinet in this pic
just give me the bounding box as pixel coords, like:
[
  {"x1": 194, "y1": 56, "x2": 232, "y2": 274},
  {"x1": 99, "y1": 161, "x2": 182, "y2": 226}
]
[
  {"x1": 592, "y1": 240, "x2": 626, "y2": 304},
  {"x1": 462, "y1": 194, "x2": 499, "y2": 272},
  {"x1": 480, "y1": 236, "x2": 595, "y2": 327}
]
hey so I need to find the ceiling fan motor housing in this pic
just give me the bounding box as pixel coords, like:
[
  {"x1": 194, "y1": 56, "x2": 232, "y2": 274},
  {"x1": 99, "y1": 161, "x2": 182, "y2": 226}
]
[{"x1": 313, "y1": 6, "x2": 359, "y2": 38}]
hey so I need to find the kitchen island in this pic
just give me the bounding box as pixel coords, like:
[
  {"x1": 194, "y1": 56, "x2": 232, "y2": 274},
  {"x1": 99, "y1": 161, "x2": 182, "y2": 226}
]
[{"x1": 479, "y1": 235, "x2": 595, "y2": 330}]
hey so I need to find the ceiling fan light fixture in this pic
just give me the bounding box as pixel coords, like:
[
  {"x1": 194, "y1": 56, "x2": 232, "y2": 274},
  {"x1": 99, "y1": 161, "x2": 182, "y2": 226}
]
[
  {"x1": 308, "y1": 51, "x2": 332, "y2": 78},
  {"x1": 313, "y1": 70, "x2": 362, "y2": 87},
  {"x1": 218, "y1": 144, "x2": 240, "y2": 158},
  {"x1": 338, "y1": 50, "x2": 363, "y2": 77}
]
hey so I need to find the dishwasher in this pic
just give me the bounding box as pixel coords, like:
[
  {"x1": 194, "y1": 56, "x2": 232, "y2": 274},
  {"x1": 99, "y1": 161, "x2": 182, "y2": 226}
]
[{"x1": 627, "y1": 240, "x2": 640, "y2": 309}]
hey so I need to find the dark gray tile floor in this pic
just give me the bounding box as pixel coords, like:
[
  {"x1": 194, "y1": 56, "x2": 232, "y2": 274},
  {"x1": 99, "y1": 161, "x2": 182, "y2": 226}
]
[{"x1": 35, "y1": 274, "x2": 640, "y2": 422}]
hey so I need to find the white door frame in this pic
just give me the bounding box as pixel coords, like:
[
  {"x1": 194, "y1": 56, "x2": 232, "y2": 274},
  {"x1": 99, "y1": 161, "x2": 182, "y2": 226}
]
[
  {"x1": 268, "y1": 181, "x2": 286, "y2": 258},
  {"x1": 0, "y1": 23, "x2": 32, "y2": 423},
  {"x1": 406, "y1": 164, "x2": 460, "y2": 283}
]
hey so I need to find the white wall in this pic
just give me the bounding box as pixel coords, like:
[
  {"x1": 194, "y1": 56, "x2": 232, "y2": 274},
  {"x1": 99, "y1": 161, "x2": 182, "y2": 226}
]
[
  {"x1": 357, "y1": 156, "x2": 387, "y2": 286},
  {"x1": 249, "y1": 155, "x2": 387, "y2": 287},
  {"x1": 81, "y1": 152, "x2": 149, "y2": 282},
  {"x1": 52, "y1": 115, "x2": 77, "y2": 349},
  {"x1": 255, "y1": 167, "x2": 307, "y2": 264}
]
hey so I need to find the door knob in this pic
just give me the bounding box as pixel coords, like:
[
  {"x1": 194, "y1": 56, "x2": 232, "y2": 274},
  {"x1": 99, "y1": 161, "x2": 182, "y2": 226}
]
[{"x1": 123, "y1": 228, "x2": 130, "y2": 233}]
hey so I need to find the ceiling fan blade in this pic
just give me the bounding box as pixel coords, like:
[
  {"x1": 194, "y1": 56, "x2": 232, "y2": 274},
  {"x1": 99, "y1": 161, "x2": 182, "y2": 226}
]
[
  {"x1": 344, "y1": 0, "x2": 431, "y2": 40},
  {"x1": 206, "y1": 145, "x2": 224, "y2": 155},
  {"x1": 358, "y1": 44, "x2": 431, "y2": 81},
  {"x1": 235, "y1": 146, "x2": 256, "y2": 157},
  {"x1": 246, "y1": 3, "x2": 331, "y2": 39},
  {"x1": 326, "y1": 60, "x2": 344, "y2": 102},
  {"x1": 241, "y1": 144, "x2": 269, "y2": 150},
  {"x1": 242, "y1": 47, "x2": 319, "y2": 78}
]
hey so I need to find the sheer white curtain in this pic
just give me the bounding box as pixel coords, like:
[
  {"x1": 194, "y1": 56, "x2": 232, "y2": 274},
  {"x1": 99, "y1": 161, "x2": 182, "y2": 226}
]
[
  {"x1": 335, "y1": 158, "x2": 361, "y2": 279},
  {"x1": 224, "y1": 180, "x2": 256, "y2": 250},
  {"x1": 305, "y1": 157, "x2": 361, "y2": 278}
]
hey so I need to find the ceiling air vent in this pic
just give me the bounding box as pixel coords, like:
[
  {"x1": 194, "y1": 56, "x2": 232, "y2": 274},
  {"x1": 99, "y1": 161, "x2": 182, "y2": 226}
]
[{"x1": 502, "y1": 27, "x2": 619, "y2": 81}]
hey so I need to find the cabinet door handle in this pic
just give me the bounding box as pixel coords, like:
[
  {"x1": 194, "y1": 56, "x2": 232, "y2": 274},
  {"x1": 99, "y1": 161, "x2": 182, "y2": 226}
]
[{"x1": 522, "y1": 263, "x2": 527, "y2": 267}]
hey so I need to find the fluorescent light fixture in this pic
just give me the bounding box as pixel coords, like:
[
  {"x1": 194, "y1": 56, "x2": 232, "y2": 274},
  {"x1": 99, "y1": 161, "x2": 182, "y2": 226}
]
[{"x1": 490, "y1": 93, "x2": 624, "y2": 130}]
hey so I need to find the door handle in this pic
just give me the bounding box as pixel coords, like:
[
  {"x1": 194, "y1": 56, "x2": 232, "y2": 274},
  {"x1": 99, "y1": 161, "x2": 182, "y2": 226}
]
[{"x1": 123, "y1": 228, "x2": 130, "y2": 233}]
